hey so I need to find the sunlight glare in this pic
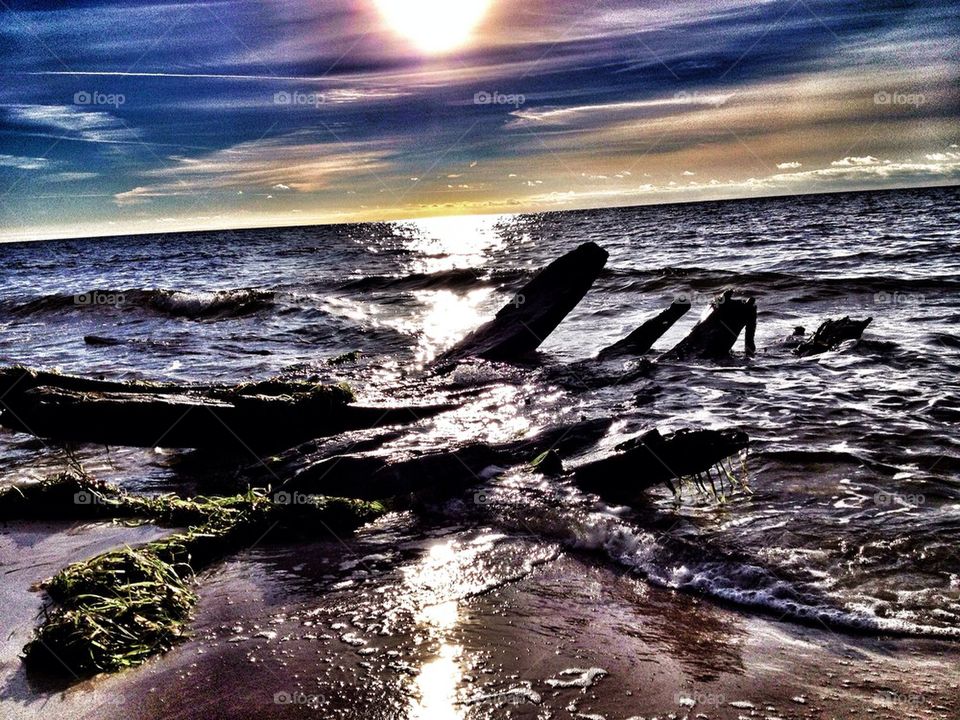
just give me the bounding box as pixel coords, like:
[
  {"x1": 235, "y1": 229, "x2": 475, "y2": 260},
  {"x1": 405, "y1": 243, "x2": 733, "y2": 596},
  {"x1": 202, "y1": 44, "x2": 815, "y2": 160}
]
[{"x1": 373, "y1": 0, "x2": 492, "y2": 54}]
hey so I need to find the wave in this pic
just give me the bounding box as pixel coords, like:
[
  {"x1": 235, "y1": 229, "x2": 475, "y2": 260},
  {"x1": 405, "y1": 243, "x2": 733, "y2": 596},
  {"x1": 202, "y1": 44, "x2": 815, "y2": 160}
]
[
  {"x1": 338, "y1": 268, "x2": 526, "y2": 293},
  {"x1": 571, "y1": 511, "x2": 960, "y2": 640},
  {"x1": 601, "y1": 266, "x2": 960, "y2": 297},
  {"x1": 147, "y1": 289, "x2": 275, "y2": 319},
  {"x1": 4, "y1": 288, "x2": 275, "y2": 320}
]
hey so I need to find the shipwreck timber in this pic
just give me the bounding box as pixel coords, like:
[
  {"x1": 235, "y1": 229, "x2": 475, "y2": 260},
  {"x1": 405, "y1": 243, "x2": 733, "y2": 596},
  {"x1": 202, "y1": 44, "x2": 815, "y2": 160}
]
[
  {"x1": 661, "y1": 289, "x2": 757, "y2": 360},
  {"x1": 794, "y1": 316, "x2": 873, "y2": 357},
  {"x1": 0, "y1": 366, "x2": 453, "y2": 449},
  {"x1": 438, "y1": 241, "x2": 609, "y2": 363},
  {"x1": 598, "y1": 300, "x2": 691, "y2": 359},
  {"x1": 573, "y1": 427, "x2": 750, "y2": 503}
]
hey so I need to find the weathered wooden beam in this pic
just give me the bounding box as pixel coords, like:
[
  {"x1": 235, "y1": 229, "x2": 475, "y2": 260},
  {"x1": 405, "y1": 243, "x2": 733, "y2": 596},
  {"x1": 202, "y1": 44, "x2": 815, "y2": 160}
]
[
  {"x1": 794, "y1": 317, "x2": 872, "y2": 357},
  {"x1": 438, "y1": 241, "x2": 609, "y2": 363},
  {"x1": 598, "y1": 300, "x2": 691, "y2": 359},
  {"x1": 573, "y1": 427, "x2": 749, "y2": 503},
  {"x1": 0, "y1": 367, "x2": 453, "y2": 449},
  {"x1": 279, "y1": 418, "x2": 614, "y2": 500},
  {"x1": 661, "y1": 290, "x2": 757, "y2": 360}
]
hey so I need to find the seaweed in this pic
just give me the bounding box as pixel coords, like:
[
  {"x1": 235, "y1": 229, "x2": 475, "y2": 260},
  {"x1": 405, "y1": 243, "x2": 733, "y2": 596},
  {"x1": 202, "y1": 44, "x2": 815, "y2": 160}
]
[
  {"x1": 327, "y1": 350, "x2": 363, "y2": 366},
  {"x1": 16, "y1": 478, "x2": 385, "y2": 676}
]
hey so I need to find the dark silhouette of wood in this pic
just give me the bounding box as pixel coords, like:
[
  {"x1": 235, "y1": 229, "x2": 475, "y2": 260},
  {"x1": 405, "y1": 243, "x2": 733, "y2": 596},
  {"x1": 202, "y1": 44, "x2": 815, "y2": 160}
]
[
  {"x1": 438, "y1": 241, "x2": 608, "y2": 363},
  {"x1": 598, "y1": 300, "x2": 691, "y2": 359},
  {"x1": 661, "y1": 290, "x2": 757, "y2": 360},
  {"x1": 794, "y1": 317, "x2": 872, "y2": 357},
  {"x1": 573, "y1": 427, "x2": 749, "y2": 503},
  {"x1": 0, "y1": 367, "x2": 452, "y2": 450}
]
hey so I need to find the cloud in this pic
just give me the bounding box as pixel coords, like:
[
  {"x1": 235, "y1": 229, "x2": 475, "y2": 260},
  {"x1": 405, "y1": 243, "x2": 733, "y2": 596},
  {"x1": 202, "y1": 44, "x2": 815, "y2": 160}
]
[
  {"x1": 114, "y1": 134, "x2": 394, "y2": 205},
  {"x1": 47, "y1": 171, "x2": 99, "y2": 182},
  {"x1": 776, "y1": 161, "x2": 802, "y2": 169},
  {"x1": 519, "y1": 150, "x2": 960, "y2": 209},
  {"x1": 0, "y1": 154, "x2": 51, "y2": 170},
  {"x1": 5, "y1": 105, "x2": 140, "y2": 144},
  {"x1": 831, "y1": 156, "x2": 880, "y2": 167},
  {"x1": 508, "y1": 94, "x2": 734, "y2": 128}
]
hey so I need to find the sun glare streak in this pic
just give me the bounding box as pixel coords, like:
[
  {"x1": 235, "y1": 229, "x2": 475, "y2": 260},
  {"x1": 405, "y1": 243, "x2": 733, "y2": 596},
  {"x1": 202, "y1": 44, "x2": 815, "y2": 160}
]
[
  {"x1": 406, "y1": 542, "x2": 465, "y2": 720},
  {"x1": 404, "y1": 214, "x2": 506, "y2": 273},
  {"x1": 373, "y1": 0, "x2": 492, "y2": 54}
]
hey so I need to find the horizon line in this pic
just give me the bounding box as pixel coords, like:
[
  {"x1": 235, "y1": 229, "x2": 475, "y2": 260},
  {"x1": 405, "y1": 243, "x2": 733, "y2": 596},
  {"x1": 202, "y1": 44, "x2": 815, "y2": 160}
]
[{"x1": 2, "y1": 181, "x2": 957, "y2": 246}]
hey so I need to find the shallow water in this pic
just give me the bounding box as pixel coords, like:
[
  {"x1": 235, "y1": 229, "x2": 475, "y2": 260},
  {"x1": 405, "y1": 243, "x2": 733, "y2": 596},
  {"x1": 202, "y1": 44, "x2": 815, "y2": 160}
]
[{"x1": 0, "y1": 187, "x2": 958, "y2": 643}]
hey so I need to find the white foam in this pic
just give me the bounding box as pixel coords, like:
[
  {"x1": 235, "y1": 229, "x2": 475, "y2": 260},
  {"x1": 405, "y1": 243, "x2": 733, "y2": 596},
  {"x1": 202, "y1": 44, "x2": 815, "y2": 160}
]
[{"x1": 546, "y1": 667, "x2": 608, "y2": 689}]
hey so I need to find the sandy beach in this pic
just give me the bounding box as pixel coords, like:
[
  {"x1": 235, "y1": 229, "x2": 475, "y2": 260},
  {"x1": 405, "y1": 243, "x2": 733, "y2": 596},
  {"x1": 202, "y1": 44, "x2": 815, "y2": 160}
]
[{"x1": 3, "y1": 519, "x2": 957, "y2": 720}]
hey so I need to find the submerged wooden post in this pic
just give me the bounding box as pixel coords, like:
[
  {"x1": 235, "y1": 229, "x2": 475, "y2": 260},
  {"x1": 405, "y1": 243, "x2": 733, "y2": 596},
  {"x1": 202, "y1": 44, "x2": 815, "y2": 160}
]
[
  {"x1": 661, "y1": 289, "x2": 757, "y2": 360},
  {"x1": 598, "y1": 300, "x2": 691, "y2": 359},
  {"x1": 438, "y1": 241, "x2": 609, "y2": 363}
]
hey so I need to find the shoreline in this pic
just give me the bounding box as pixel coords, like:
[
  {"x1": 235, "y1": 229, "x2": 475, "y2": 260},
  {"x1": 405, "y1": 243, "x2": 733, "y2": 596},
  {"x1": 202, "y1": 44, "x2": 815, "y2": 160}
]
[{"x1": 2, "y1": 521, "x2": 957, "y2": 720}]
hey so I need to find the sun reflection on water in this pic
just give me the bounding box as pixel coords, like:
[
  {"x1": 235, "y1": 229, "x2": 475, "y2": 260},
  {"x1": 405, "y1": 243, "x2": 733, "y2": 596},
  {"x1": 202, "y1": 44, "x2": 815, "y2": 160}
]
[
  {"x1": 401, "y1": 214, "x2": 506, "y2": 274},
  {"x1": 405, "y1": 542, "x2": 466, "y2": 720},
  {"x1": 410, "y1": 643, "x2": 464, "y2": 720},
  {"x1": 413, "y1": 287, "x2": 492, "y2": 364}
]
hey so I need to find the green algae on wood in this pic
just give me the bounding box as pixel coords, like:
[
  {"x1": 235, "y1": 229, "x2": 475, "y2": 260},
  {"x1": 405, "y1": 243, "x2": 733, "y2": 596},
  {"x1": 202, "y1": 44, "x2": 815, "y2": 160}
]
[{"x1": 18, "y1": 482, "x2": 385, "y2": 677}]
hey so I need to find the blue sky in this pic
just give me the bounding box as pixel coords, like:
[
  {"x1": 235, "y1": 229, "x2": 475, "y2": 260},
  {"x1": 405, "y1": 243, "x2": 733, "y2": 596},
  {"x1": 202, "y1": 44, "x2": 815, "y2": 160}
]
[{"x1": 1, "y1": 0, "x2": 957, "y2": 240}]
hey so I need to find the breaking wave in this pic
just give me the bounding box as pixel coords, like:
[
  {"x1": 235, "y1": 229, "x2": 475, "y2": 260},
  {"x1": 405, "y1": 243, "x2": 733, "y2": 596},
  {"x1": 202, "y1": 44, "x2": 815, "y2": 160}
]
[{"x1": 3, "y1": 287, "x2": 275, "y2": 320}]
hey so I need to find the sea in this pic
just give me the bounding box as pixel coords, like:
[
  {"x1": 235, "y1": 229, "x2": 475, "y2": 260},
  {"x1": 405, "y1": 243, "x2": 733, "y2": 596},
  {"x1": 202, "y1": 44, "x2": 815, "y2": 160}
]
[{"x1": 1, "y1": 185, "x2": 958, "y2": 642}]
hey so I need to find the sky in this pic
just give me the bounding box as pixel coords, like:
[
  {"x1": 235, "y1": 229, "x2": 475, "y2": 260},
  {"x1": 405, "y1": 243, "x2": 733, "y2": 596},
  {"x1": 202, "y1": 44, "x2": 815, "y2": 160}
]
[{"x1": 0, "y1": 0, "x2": 958, "y2": 241}]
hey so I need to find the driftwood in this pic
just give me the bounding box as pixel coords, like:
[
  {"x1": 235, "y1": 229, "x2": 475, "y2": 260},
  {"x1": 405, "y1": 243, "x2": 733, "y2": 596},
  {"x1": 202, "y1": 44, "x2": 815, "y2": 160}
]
[
  {"x1": 438, "y1": 241, "x2": 608, "y2": 363},
  {"x1": 277, "y1": 419, "x2": 613, "y2": 500},
  {"x1": 574, "y1": 427, "x2": 749, "y2": 503},
  {"x1": 270, "y1": 418, "x2": 749, "y2": 506},
  {"x1": 794, "y1": 317, "x2": 872, "y2": 357},
  {"x1": 598, "y1": 300, "x2": 690, "y2": 359},
  {"x1": 0, "y1": 366, "x2": 452, "y2": 449},
  {"x1": 661, "y1": 290, "x2": 756, "y2": 360}
]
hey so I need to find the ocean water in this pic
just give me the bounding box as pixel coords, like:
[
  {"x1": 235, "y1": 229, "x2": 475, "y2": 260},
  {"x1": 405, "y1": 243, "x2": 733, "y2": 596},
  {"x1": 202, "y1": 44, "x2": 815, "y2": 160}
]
[{"x1": 0, "y1": 186, "x2": 958, "y2": 639}]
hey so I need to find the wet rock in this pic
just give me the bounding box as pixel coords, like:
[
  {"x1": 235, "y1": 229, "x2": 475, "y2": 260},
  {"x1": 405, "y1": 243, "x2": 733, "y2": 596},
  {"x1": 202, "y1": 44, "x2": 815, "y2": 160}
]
[{"x1": 530, "y1": 449, "x2": 564, "y2": 476}]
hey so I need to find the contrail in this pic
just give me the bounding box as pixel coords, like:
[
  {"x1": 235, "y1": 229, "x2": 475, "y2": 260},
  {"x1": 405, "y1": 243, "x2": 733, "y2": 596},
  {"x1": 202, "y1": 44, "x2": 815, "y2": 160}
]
[{"x1": 23, "y1": 71, "x2": 337, "y2": 82}]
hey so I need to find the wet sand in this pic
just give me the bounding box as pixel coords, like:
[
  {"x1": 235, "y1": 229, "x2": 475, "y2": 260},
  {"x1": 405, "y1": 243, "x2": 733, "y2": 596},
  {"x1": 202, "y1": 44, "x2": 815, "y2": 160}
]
[{"x1": 2, "y1": 521, "x2": 956, "y2": 720}]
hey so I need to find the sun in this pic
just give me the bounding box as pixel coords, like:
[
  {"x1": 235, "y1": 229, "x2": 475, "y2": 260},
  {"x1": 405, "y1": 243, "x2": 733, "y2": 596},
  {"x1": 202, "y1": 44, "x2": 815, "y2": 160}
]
[{"x1": 373, "y1": 0, "x2": 492, "y2": 54}]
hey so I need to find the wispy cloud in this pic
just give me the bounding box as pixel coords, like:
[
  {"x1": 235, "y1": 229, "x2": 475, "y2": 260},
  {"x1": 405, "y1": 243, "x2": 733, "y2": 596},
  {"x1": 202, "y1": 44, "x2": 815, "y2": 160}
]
[
  {"x1": 1, "y1": 0, "x2": 957, "y2": 238},
  {"x1": 114, "y1": 133, "x2": 395, "y2": 205},
  {"x1": 0, "y1": 153, "x2": 52, "y2": 170},
  {"x1": 507, "y1": 94, "x2": 733, "y2": 128},
  {"x1": 5, "y1": 104, "x2": 140, "y2": 144}
]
